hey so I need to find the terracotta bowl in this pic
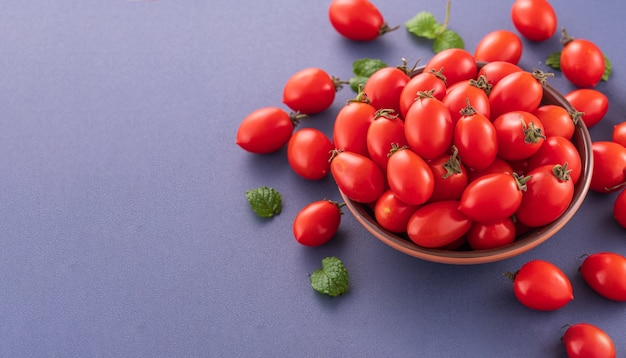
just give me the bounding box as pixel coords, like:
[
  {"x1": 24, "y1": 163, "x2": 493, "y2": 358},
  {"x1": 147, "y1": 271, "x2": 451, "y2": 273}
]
[{"x1": 340, "y1": 64, "x2": 593, "y2": 265}]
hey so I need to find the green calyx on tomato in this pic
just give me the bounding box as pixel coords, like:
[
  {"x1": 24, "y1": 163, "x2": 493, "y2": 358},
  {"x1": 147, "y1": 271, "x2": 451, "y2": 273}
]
[
  {"x1": 442, "y1": 146, "x2": 463, "y2": 179},
  {"x1": 387, "y1": 143, "x2": 409, "y2": 158},
  {"x1": 513, "y1": 172, "x2": 531, "y2": 192},
  {"x1": 530, "y1": 68, "x2": 554, "y2": 86},
  {"x1": 373, "y1": 108, "x2": 398, "y2": 120},
  {"x1": 427, "y1": 68, "x2": 448, "y2": 86},
  {"x1": 521, "y1": 117, "x2": 546, "y2": 144},
  {"x1": 347, "y1": 85, "x2": 371, "y2": 104},
  {"x1": 567, "y1": 108, "x2": 584, "y2": 126},
  {"x1": 468, "y1": 75, "x2": 492, "y2": 95},
  {"x1": 552, "y1": 163, "x2": 572, "y2": 183}
]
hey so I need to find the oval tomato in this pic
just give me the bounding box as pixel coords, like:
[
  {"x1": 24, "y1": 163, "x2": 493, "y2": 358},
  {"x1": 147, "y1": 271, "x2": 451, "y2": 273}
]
[
  {"x1": 423, "y1": 48, "x2": 477, "y2": 87},
  {"x1": 590, "y1": 141, "x2": 626, "y2": 193},
  {"x1": 565, "y1": 89, "x2": 609, "y2": 128},
  {"x1": 366, "y1": 110, "x2": 407, "y2": 172},
  {"x1": 282, "y1": 68, "x2": 340, "y2": 114},
  {"x1": 333, "y1": 98, "x2": 377, "y2": 156},
  {"x1": 493, "y1": 110, "x2": 545, "y2": 161},
  {"x1": 363, "y1": 65, "x2": 410, "y2": 115},
  {"x1": 562, "y1": 323, "x2": 616, "y2": 358},
  {"x1": 328, "y1": 0, "x2": 394, "y2": 41},
  {"x1": 454, "y1": 106, "x2": 498, "y2": 171},
  {"x1": 533, "y1": 104, "x2": 577, "y2": 140},
  {"x1": 580, "y1": 252, "x2": 626, "y2": 302},
  {"x1": 236, "y1": 107, "x2": 302, "y2": 154},
  {"x1": 467, "y1": 218, "x2": 516, "y2": 250},
  {"x1": 399, "y1": 69, "x2": 447, "y2": 118},
  {"x1": 510, "y1": 0, "x2": 557, "y2": 42},
  {"x1": 467, "y1": 157, "x2": 513, "y2": 183},
  {"x1": 443, "y1": 78, "x2": 491, "y2": 125},
  {"x1": 287, "y1": 128, "x2": 334, "y2": 180},
  {"x1": 293, "y1": 200, "x2": 343, "y2": 247},
  {"x1": 330, "y1": 150, "x2": 385, "y2": 203},
  {"x1": 404, "y1": 94, "x2": 453, "y2": 160},
  {"x1": 511, "y1": 260, "x2": 573, "y2": 311},
  {"x1": 374, "y1": 189, "x2": 419, "y2": 233},
  {"x1": 387, "y1": 146, "x2": 434, "y2": 205},
  {"x1": 427, "y1": 148, "x2": 468, "y2": 202},
  {"x1": 614, "y1": 188, "x2": 626, "y2": 228},
  {"x1": 527, "y1": 136, "x2": 582, "y2": 185},
  {"x1": 474, "y1": 30, "x2": 523, "y2": 64},
  {"x1": 612, "y1": 122, "x2": 626, "y2": 147},
  {"x1": 489, "y1": 70, "x2": 545, "y2": 119},
  {"x1": 560, "y1": 36, "x2": 605, "y2": 88},
  {"x1": 476, "y1": 61, "x2": 522, "y2": 87},
  {"x1": 406, "y1": 200, "x2": 472, "y2": 248},
  {"x1": 459, "y1": 172, "x2": 525, "y2": 224}
]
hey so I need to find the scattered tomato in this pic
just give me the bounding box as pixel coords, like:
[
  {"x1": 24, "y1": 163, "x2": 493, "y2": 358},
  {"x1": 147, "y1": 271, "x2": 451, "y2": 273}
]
[
  {"x1": 580, "y1": 252, "x2": 626, "y2": 302},
  {"x1": 560, "y1": 32, "x2": 605, "y2": 88},
  {"x1": 562, "y1": 323, "x2": 616, "y2": 358},
  {"x1": 614, "y1": 188, "x2": 626, "y2": 228},
  {"x1": 293, "y1": 200, "x2": 343, "y2": 246},
  {"x1": 565, "y1": 89, "x2": 609, "y2": 128},
  {"x1": 282, "y1": 68, "x2": 341, "y2": 114},
  {"x1": 287, "y1": 128, "x2": 334, "y2": 180},
  {"x1": 511, "y1": 0, "x2": 557, "y2": 42},
  {"x1": 236, "y1": 107, "x2": 303, "y2": 154},
  {"x1": 328, "y1": 0, "x2": 394, "y2": 41},
  {"x1": 474, "y1": 30, "x2": 523, "y2": 64},
  {"x1": 510, "y1": 259, "x2": 574, "y2": 311},
  {"x1": 590, "y1": 141, "x2": 626, "y2": 193}
]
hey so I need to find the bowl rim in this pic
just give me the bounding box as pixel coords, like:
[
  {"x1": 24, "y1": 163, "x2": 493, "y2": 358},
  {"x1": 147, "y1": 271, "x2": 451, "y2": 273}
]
[{"x1": 341, "y1": 65, "x2": 594, "y2": 265}]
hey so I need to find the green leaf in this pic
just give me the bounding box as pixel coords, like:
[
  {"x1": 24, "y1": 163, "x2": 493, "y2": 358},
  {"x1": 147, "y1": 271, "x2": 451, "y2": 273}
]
[
  {"x1": 603, "y1": 55, "x2": 612, "y2": 81},
  {"x1": 310, "y1": 256, "x2": 349, "y2": 297},
  {"x1": 349, "y1": 76, "x2": 368, "y2": 93},
  {"x1": 545, "y1": 51, "x2": 561, "y2": 70},
  {"x1": 405, "y1": 12, "x2": 443, "y2": 40},
  {"x1": 245, "y1": 186, "x2": 282, "y2": 218},
  {"x1": 432, "y1": 29, "x2": 464, "y2": 53},
  {"x1": 350, "y1": 58, "x2": 387, "y2": 92}
]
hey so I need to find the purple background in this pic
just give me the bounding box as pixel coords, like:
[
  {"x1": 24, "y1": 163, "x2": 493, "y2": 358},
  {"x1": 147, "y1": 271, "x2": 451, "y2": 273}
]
[{"x1": 0, "y1": 1, "x2": 625, "y2": 356}]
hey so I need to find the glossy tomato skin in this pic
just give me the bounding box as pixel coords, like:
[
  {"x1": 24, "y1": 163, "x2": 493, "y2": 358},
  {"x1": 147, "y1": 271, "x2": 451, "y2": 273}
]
[
  {"x1": 467, "y1": 157, "x2": 513, "y2": 183},
  {"x1": 527, "y1": 136, "x2": 582, "y2": 184},
  {"x1": 459, "y1": 173, "x2": 523, "y2": 224},
  {"x1": 510, "y1": 0, "x2": 557, "y2": 42},
  {"x1": 512, "y1": 260, "x2": 573, "y2": 311},
  {"x1": 407, "y1": 200, "x2": 472, "y2": 248},
  {"x1": 533, "y1": 105, "x2": 575, "y2": 140},
  {"x1": 363, "y1": 66, "x2": 410, "y2": 115},
  {"x1": 366, "y1": 112, "x2": 407, "y2": 172},
  {"x1": 467, "y1": 218, "x2": 516, "y2": 250},
  {"x1": 443, "y1": 80, "x2": 491, "y2": 125},
  {"x1": 423, "y1": 48, "x2": 477, "y2": 87},
  {"x1": 404, "y1": 96, "x2": 453, "y2": 160},
  {"x1": 489, "y1": 71, "x2": 543, "y2": 119},
  {"x1": 333, "y1": 100, "x2": 377, "y2": 156},
  {"x1": 590, "y1": 141, "x2": 626, "y2": 193},
  {"x1": 562, "y1": 323, "x2": 616, "y2": 358},
  {"x1": 387, "y1": 147, "x2": 434, "y2": 205},
  {"x1": 612, "y1": 122, "x2": 626, "y2": 147},
  {"x1": 614, "y1": 188, "x2": 626, "y2": 228},
  {"x1": 476, "y1": 61, "x2": 522, "y2": 87},
  {"x1": 474, "y1": 30, "x2": 523, "y2": 64},
  {"x1": 399, "y1": 70, "x2": 447, "y2": 118},
  {"x1": 561, "y1": 39, "x2": 605, "y2": 88},
  {"x1": 493, "y1": 110, "x2": 546, "y2": 161},
  {"x1": 580, "y1": 252, "x2": 626, "y2": 302},
  {"x1": 328, "y1": 0, "x2": 385, "y2": 41},
  {"x1": 565, "y1": 89, "x2": 609, "y2": 128},
  {"x1": 330, "y1": 150, "x2": 385, "y2": 203},
  {"x1": 454, "y1": 111, "x2": 498, "y2": 171},
  {"x1": 374, "y1": 189, "x2": 419, "y2": 233},
  {"x1": 282, "y1": 68, "x2": 337, "y2": 114},
  {"x1": 236, "y1": 107, "x2": 296, "y2": 154},
  {"x1": 287, "y1": 128, "x2": 334, "y2": 180},
  {"x1": 293, "y1": 200, "x2": 342, "y2": 247},
  {"x1": 428, "y1": 150, "x2": 468, "y2": 202}
]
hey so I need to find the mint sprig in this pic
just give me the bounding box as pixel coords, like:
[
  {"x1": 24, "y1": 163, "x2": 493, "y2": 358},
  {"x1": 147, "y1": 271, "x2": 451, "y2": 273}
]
[
  {"x1": 405, "y1": 0, "x2": 463, "y2": 53},
  {"x1": 349, "y1": 58, "x2": 388, "y2": 92},
  {"x1": 310, "y1": 256, "x2": 349, "y2": 297},
  {"x1": 245, "y1": 186, "x2": 282, "y2": 218}
]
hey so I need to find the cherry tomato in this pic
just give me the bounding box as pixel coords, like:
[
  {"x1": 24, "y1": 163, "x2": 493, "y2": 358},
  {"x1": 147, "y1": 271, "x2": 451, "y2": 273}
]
[
  {"x1": 236, "y1": 107, "x2": 302, "y2": 154},
  {"x1": 374, "y1": 189, "x2": 419, "y2": 233},
  {"x1": 612, "y1": 122, "x2": 626, "y2": 147},
  {"x1": 476, "y1": 61, "x2": 522, "y2": 87},
  {"x1": 366, "y1": 110, "x2": 407, "y2": 172},
  {"x1": 467, "y1": 218, "x2": 516, "y2": 250},
  {"x1": 399, "y1": 69, "x2": 447, "y2": 118},
  {"x1": 614, "y1": 188, "x2": 626, "y2": 228},
  {"x1": 527, "y1": 136, "x2": 582, "y2": 185},
  {"x1": 287, "y1": 128, "x2": 334, "y2": 180},
  {"x1": 423, "y1": 48, "x2": 477, "y2": 87},
  {"x1": 510, "y1": 259, "x2": 573, "y2": 311},
  {"x1": 467, "y1": 157, "x2": 513, "y2": 183},
  {"x1": 489, "y1": 70, "x2": 545, "y2": 119},
  {"x1": 565, "y1": 89, "x2": 609, "y2": 128},
  {"x1": 443, "y1": 77, "x2": 491, "y2": 125},
  {"x1": 560, "y1": 35, "x2": 605, "y2": 88},
  {"x1": 510, "y1": 0, "x2": 557, "y2": 42},
  {"x1": 293, "y1": 200, "x2": 343, "y2": 247},
  {"x1": 493, "y1": 110, "x2": 545, "y2": 161},
  {"x1": 533, "y1": 105, "x2": 576, "y2": 140},
  {"x1": 406, "y1": 200, "x2": 472, "y2": 248},
  {"x1": 333, "y1": 96, "x2": 377, "y2": 156},
  {"x1": 515, "y1": 164, "x2": 574, "y2": 227},
  {"x1": 459, "y1": 172, "x2": 525, "y2": 224},
  {"x1": 363, "y1": 64, "x2": 410, "y2": 115},
  {"x1": 330, "y1": 150, "x2": 385, "y2": 203},
  {"x1": 580, "y1": 252, "x2": 626, "y2": 302},
  {"x1": 427, "y1": 148, "x2": 468, "y2": 202},
  {"x1": 282, "y1": 68, "x2": 340, "y2": 114},
  {"x1": 404, "y1": 94, "x2": 453, "y2": 160},
  {"x1": 562, "y1": 323, "x2": 616, "y2": 358},
  {"x1": 387, "y1": 146, "x2": 434, "y2": 205},
  {"x1": 474, "y1": 30, "x2": 523, "y2": 64},
  {"x1": 590, "y1": 141, "x2": 626, "y2": 193},
  {"x1": 328, "y1": 0, "x2": 394, "y2": 41},
  {"x1": 454, "y1": 105, "x2": 498, "y2": 171}
]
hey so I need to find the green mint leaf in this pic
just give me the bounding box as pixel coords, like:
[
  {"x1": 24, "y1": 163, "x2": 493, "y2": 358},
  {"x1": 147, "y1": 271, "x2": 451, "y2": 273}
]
[
  {"x1": 405, "y1": 12, "x2": 443, "y2": 40},
  {"x1": 350, "y1": 58, "x2": 387, "y2": 92},
  {"x1": 545, "y1": 51, "x2": 561, "y2": 70},
  {"x1": 310, "y1": 256, "x2": 349, "y2": 297},
  {"x1": 432, "y1": 29, "x2": 464, "y2": 53},
  {"x1": 349, "y1": 76, "x2": 368, "y2": 92},
  {"x1": 603, "y1": 55, "x2": 612, "y2": 81},
  {"x1": 245, "y1": 186, "x2": 282, "y2": 218}
]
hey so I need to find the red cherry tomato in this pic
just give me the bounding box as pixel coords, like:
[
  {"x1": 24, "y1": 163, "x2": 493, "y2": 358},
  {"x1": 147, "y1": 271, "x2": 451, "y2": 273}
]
[
  {"x1": 614, "y1": 188, "x2": 626, "y2": 228},
  {"x1": 387, "y1": 146, "x2": 434, "y2": 205},
  {"x1": 565, "y1": 89, "x2": 609, "y2": 128},
  {"x1": 560, "y1": 36, "x2": 605, "y2": 88},
  {"x1": 510, "y1": 0, "x2": 557, "y2": 42},
  {"x1": 493, "y1": 110, "x2": 546, "y2": 161},
  {"x1": 459, "y1": 172, "x2": 524, "y2": 224},
  {"x1": 467, "y1": 218, "x2": 516, "y2": 250},
  {"x1": 399, "y1": 69, "x2": 447, "y2": 118},
  {"x1": 527, "y1": 136, "x2": 582, "y2": 185},
  {"x1": 467, "y1": 157, "x2": 513, "y2": 183},
  {"x1": 282, "y1": 68, "x2": 340, "y2": 114},
  {"x1": 427, "y1": 148, "x2": 468, "y2": 202},
  {"x1": 330, "y1": 150, "x2": 385, "y2": 203},
  {"x1": 374, "y1": 189, "x2": 419, "y2": 233},
  {"x1": 366, "y1": 110, "x2": 407, "y2": 172},
  {"x1": 443, "y1": 78, "x2": 491, "y2": 125},
  {"x1": 363, "y1": 65, "x2": 410, "y2": 115},
  {"x1": 293, "y1": 200, "x2": 343, "y2": 247},
  {"x1": 580, "y1": 252, "x2": 626, "y2": 302},
  {"x1": 590, "y1": 141, "x2": 626, "y2": 193},
  {"x1": 328, "y1": 0, "x2": 393, "y2": 41},
  {"x1": 423, "y1": 48, "x2": 477, "y2": 87},
  {"x1": 333, "y1": 97, "x2": 377, "y2": 156},
  {"x1": 236, "y1": 107, "x2": 301, "y2": 154},
  {"x1": 287, "y1": 128, "x2": 334, "y2": 180},
  {"x1": 454, "y1": 105, "x2": 498, "y2": 171},
  {"x1": 562, "y1": 323, "x2": 616, "y2": 358},
  {"x1": 476, "y1": 61, "x2": 522, "y2": 87},
  {"x1": 511, "y1": 260, "x2": 574, "y2": 311},
  {"x1": 474, "y1": 30, "x2": 523, "y2": 64},
  {"x1": 406, "y1": 200, "x2": 472, "y2": 248},
  {"x1": 404, "y1": 94, "x2": 453, "y2": 160},
  {"x1": 533, "y1": 104, "x2": 576, "y2": 140},
  {"x1": 489, "y1": 70, "x2": 545, "y2": 119},
  {"x1": 612, "y1": 122, "x2": 626, "y2": 147}
]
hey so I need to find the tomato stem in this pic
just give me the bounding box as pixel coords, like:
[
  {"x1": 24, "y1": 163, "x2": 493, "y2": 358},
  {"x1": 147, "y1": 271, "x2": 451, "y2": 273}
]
[
  {"x1": 520, "y1": 117, "x2": 546, "y2": 144},
  {"x1": 442, "y1": 145, "x2": 462, "y2": 179},
  {"x1": 503, "y1": 271, "x2": 518, "y2": 282},
  {"x1": 379, "y1": 22, "x2": 400, "y2": 37},
  {"x1": 560, "y1": 27, "x2": 575, "y2": 47},
  {"x1": 347, "y1": 85, "x2": 371, "y2": 104},
  {"x1": 332, "y1": 76, "x2": 350, "y2": 92},
  {"x1": 513, "y1": 172, "x2": 531, "y2": 192},
  {"x1": 328, "y1": 149, "x2": 344, "y2": 163},
  {"x1": 552, "y1": 163, "x2": 572, "y2": 182},
  {"x1": 459, "y1": 98, "x2": 477, "y2": 117},
  {"x1": 531, "y1": 68, "x2": 555, "y2": 86},
  {"x1": 416, "y1": 89, "x2": 435, "y2": 99},
  {"x1": 289, "y1": 111, "x2": 309, "y2": 127},
  {"x1": 387, "y1": 143, "x2": 408, "y2": 158},
  {"x1": 567, "y1": 108, "x2": 584, "y2": 126},
  {"x1": 469, "y1": 75, "x2": 492, "y2": 95},
  {"x1": 428, "y1": 68, "x2": 448, "y2": 86},
  {"x1": 374, "y1": 108, "x2": 398, "y2": 120}
]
